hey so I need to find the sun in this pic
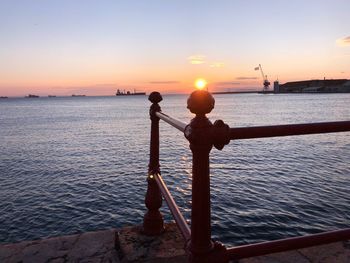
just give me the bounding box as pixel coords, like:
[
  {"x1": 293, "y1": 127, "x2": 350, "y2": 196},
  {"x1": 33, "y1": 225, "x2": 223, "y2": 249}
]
[{"x1": 195, "y1": 78, "x2": 207, "y2": 90}]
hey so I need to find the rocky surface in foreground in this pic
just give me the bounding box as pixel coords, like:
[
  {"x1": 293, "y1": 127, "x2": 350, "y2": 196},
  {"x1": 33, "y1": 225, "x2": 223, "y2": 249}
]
[{"x1": 0, "y1": 223, "x2": 349, "y2": 262}]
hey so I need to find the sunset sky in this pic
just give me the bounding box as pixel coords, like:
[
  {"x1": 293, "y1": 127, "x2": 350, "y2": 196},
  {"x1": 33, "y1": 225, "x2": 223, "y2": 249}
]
[{"x1": 1, "y1": 0, "x2": 349, "y2": 96}]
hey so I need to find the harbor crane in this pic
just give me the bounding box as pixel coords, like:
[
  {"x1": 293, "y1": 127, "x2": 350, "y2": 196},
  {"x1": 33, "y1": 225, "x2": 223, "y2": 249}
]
[{"x1": 256, "y1": 64, "x2": 270, "y2": 92}]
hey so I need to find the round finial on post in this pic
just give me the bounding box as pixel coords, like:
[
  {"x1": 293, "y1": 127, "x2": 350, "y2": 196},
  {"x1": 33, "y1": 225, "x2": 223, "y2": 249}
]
[
  {"x1": 148, "y1": 91, "x2": 163, "y2": 104},
  {"x1": 187, "y1": 90, "x2": 215, "y2": 115}
]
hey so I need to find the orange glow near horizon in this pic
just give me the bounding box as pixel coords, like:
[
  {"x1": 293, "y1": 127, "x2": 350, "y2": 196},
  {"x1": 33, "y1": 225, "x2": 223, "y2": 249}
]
[
  {"x1": 1, "y1": 1, "x2": 349, "y2": 97},
  {"x1": 0, "y1": 55, "x2": 349, "y2": 97}
]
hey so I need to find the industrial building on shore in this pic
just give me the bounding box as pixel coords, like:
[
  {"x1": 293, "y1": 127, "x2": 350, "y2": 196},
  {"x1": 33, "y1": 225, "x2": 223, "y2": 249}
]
[{"x1": 273, "y1": 79, "x2": 350, "y2": 93}]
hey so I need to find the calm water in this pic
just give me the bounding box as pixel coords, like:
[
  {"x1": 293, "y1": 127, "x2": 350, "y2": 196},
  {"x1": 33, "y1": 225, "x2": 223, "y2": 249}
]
[{"x1": 0, "y1": 94, "x2": 349, "y2": 246}]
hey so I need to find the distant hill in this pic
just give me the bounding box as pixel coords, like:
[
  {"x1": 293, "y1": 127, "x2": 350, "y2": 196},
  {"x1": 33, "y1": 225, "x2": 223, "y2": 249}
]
[{"x1": 278, "y1": 79, "x2": 350, "y2": 93}]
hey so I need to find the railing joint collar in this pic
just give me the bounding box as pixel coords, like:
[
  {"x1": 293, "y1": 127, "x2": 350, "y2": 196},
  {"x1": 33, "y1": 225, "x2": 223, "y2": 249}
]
[{"x1": 212, "y1": 119, "x2": 231, "y2": 150}]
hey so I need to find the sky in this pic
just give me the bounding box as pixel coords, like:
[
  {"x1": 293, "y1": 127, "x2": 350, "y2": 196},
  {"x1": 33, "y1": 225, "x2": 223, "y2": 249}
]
[{"x1": 0, "y1": 0, "x2": 349, "y2": 96}]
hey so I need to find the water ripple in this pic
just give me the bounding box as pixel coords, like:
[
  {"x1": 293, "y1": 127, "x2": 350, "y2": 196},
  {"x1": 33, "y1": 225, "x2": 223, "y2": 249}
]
[{"x1": 0, "y1": 95, "x2": 349, "y2": 246}]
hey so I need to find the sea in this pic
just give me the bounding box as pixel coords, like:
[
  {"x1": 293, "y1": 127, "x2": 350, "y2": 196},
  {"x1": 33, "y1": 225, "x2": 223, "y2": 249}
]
[{"x1": 0, "y1": 93, "x2": 349, "y2": 246}]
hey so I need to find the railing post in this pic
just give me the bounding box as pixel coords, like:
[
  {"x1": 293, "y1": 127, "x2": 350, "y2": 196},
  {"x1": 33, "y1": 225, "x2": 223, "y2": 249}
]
[
  {"x1": 185, "y1": 90, "x2": 228, "y2": 263},
  {"x1": 143, "y1": 91, "x2": 164, "y2": 235}
]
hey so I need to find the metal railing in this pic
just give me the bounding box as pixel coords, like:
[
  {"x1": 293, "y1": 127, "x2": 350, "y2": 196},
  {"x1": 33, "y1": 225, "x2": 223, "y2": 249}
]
[{"x1": 143, "y1": 90, "x2": 350, "y2": 263}]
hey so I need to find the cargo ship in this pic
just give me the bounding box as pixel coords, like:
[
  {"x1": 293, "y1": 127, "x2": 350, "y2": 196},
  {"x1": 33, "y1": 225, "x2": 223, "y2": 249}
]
[{"x1": 116, "y1": 89, "x2": 146, "y2": 96}]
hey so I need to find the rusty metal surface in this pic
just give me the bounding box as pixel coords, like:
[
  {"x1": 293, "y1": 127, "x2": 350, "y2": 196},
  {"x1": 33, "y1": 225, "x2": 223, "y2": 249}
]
[
  {"x1": 184, "y1": 90, "x2": 230, "y2": 262},
  {"x1": 143, "y1": 92, "x2": 164, "y2": 235},
  {"x1": 146, "y1": 90, "x2": 350, "y2": 262},
  {"x1": 229, "y1": 121, "x2": 350, "y2": 140},
  {"x1": 153, "y1": 173, "x2": 191, "y2": 241},
  {"x1": 226, "y1": 228, "x2": 350, "y2": 260}
]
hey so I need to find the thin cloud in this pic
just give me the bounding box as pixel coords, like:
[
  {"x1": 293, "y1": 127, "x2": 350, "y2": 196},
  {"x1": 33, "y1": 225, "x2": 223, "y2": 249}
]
[
  {"x1": 188, "y1": 55, "x2": 206, "y2": 65},
  {"x1": 336, "y1": 36, "x2": 350, "y2": 47},
  {"x1": 149, "y1": 81, "x2": 180, "y2": 84},
  {"x1": 210, "y1": 62, "x2": 225, "y2": 68},
  {"x1": 236, "y1": 77, "x2": 258, "y2": 80},
  {"x1": 215, "y1": 81, "x2": 240, "y2": 85}
]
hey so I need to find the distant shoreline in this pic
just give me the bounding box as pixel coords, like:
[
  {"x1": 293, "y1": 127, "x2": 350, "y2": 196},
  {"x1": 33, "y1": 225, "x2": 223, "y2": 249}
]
[
  {"x1": 212, "y1": 91, "x2": 258, "y2": 94},
  {"x1": 2, "y1": 91, "x2": 350, "y2": 99},
  {"x1": 213, "y1": 91, "x2": 276, "y2": 94},
  {"x1": 213, "y1": 91, "x2": 350, "y2": 95}
]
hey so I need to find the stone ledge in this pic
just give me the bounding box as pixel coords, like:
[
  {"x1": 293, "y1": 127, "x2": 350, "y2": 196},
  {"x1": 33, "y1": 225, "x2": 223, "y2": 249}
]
[
  {"x1": 238, "y1": 240, "x2": 350, "y2": 263},
  {"x1": 117, "y1": 223, "x2": 187, "y2": 262},
  {"x1": 0, "y1": 229, "x2": 119, "y2": 263},
  {"x1": 1, "y1": 225, "x2": 349, "y2": 263},
  {"x1": 0, "y1": 223, "x2": 187, "y2": 263}
]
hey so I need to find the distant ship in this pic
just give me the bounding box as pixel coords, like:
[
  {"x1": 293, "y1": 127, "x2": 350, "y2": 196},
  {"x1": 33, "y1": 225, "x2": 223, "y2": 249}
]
[
  {"x1": 0, "y1": 96, "x2": 8, "y2": 99},
  {"x1": 25, "y1": 94, "x2": 39, "y2": 98},
  {"x1": 48, "y1": 95, "x2": 56, "y2": 97},
  {"x1": 72, "y1": 94, "x2": 86, "y2": 97},
  {"x1": 116, "y1": 89, "x2": 146, "y2": 96}
]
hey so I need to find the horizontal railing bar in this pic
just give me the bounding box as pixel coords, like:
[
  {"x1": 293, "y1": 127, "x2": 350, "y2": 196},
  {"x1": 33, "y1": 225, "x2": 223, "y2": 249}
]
[
  {"x1": 230, "y1": 121, "x2": 350, "y2": 140},
  {"x1": 153, "y1": 173, "x2": 191, "y2": 241},
  {"x1": 156, "y1": 112, "x2": 187, "y2": 132},
  {"x1": 226, "y1": 228, "x2": 350, "y2": 260}
]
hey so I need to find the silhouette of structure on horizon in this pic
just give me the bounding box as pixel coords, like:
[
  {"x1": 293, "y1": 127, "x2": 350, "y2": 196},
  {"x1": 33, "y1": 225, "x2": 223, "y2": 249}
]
[
  {"x1": 116, "y1": 89, "x2": 146, "y2": 96},
  {"x1": 276, "y1": 79, "x2": 350, "y2": 93}
]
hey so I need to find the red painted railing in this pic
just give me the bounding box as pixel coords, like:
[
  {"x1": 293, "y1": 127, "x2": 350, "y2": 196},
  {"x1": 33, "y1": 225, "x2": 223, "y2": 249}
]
[{"x1": 143, "y1": 90, "x2": 350, "y2": 263}]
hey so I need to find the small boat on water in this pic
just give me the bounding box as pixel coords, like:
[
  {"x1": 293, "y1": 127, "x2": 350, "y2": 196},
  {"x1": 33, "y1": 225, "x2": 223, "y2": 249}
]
[
  {"x1": 116, "y1": 89, "x2": 146, "y2": 96},
  {"x1": 25, "y1": 94, "x2": 39, "y2": 98},
  {"x1": 48, "y1": 95, "x2": 56, "y2": 97},
  {"x1": 0, "y1": 96, "x2": 8, "y2": 99},
  {"x1": 72, "y1": 94, "x2": 86, "y2": 97}
]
